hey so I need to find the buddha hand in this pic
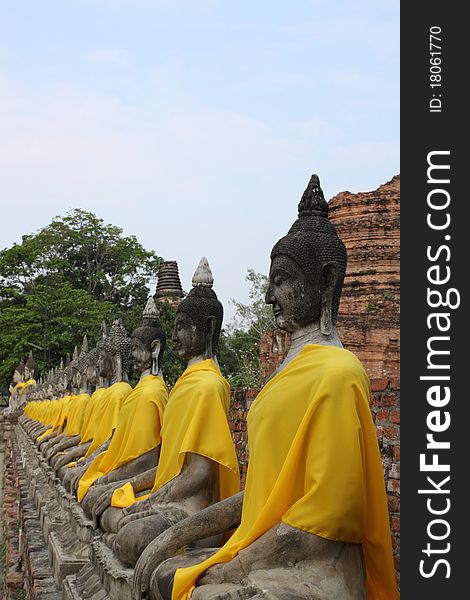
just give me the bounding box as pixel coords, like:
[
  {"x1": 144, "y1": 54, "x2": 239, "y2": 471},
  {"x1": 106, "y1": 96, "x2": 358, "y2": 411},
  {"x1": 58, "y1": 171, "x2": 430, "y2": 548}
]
[
  {"x1": 118, "y1": 498, "x2": 153, "y2": 530},
  {"x1": 92, "y1": 487, "x2": 120, "y2": 526},
  {"x1": 197, "y1": 555, "x2": 246, "y2": 586}
]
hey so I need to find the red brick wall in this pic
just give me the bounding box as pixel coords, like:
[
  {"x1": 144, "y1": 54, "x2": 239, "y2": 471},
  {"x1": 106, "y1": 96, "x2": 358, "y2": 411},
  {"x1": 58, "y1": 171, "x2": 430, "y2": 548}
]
[
  {"x1": 330, "y1": 176, "x2": 400, "y2": 380},
  {"x1": 259, "y1": 329, "x2": 291, "y2": 384}
]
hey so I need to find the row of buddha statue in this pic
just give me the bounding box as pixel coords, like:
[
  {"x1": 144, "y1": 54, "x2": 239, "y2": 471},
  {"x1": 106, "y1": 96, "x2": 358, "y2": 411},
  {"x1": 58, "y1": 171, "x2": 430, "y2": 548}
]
[
  {"x1": 17, "y1": 175, "x2": 398, "y2": 600},
  {"x1": 8, "y1": 350, "x2": 39, "y2": 412}
]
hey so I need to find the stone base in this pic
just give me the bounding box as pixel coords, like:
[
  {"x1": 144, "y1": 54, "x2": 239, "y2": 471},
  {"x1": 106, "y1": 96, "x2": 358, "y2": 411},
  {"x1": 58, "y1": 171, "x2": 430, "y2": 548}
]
[
  {"x1": 91, "y1": 540, "x2": 134, "y2": 600},
  {"x1": 48, "y1": 530, "x2": 90, "y2": 586},
  {"x1": 63, "y1": 565, "x2": 110, "y2": 600}
]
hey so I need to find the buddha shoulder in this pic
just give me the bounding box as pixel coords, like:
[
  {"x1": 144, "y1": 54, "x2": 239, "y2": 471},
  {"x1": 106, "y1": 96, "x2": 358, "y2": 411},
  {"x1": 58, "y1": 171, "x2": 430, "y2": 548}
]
[{"x1": 305, "y1": 346, "x2": 368, "y2": 385}]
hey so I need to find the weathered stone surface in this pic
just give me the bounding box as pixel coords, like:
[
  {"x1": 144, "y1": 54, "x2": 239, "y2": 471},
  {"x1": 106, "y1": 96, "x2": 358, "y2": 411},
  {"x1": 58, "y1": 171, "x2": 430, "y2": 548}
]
[
  {"x1": 330, "y1": 175, "x2": 400, "y2": 380},
  {"x1": 155, "y1": 260, "x2": 185, "y2": 305}
]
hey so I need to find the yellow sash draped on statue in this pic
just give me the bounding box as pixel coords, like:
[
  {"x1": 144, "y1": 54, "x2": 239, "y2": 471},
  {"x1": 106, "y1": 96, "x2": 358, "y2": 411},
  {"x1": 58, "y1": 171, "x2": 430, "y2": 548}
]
[
  {"x1": 19, "y1": 378, "x2": 36, "y2": 399},
  {"x1": 58, "y1": 395, "x2": 74, "y2": 434},
  {"x1": 9, "y1": 382, "x2": 25, "y2": 401},
  {"x1": 64, "y1": 393, "x2": 90, "y2": 436},
  {"x1": 84, "y1": 381, "x2": 132, "y2": 457},
  {"x1": 77, "y1": 376, "x2": 168, "y2": 502},
  {"x1": 172, "y1": 345, "x2": 398, "y2": 600},
  {"x1": 37, "y1": 396, "x2": 71, "y2": 441},
  {"x1": 79, "y1": 387, "x2": 108, "y2": 444},
  {"x1": 111, "y1": 360, "x2": 239, "y2": 508}
]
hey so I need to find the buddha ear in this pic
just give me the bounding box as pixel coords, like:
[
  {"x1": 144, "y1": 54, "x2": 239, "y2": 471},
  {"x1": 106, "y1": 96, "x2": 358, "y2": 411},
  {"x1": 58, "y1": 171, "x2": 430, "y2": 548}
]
[
  {"x1": 114, "y1": 354, "x2": 123, "y2": 382},
  {"x1": 151, "y1": 339, "x2": 161, "y2": 375},
  {"x1": 320, "y1": 261, "x2": 339, "y2": 336},
  {"x1": 204, "y1": 316, "x2": 216, "y2": 359}
]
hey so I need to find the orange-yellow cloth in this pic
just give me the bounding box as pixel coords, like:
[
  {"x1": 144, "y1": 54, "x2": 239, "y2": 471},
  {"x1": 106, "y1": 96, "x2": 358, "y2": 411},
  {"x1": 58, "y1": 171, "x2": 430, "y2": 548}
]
[
  {"x1": 84, "y1": 381, "x2": 132, "y2": 457},
  {"x1": 19, "y1": 378, "x2": 36, "y2": 398},
  {"x1": 9, "y1": 382, "x2": 25, "y2": 401},
  {"x1": 172, "y1": 345, "x2": 398, "y2": 600},
  {"x1": 64, "y1": 393, "x2": 90, "y2": 436},
  {"x1": 37, "y1": 396, "x2": 72, "y2": 441},
  {"x1": 111, "y1": 360, "x2": 239, "y2": 508},
  {"x1": 77, "y1": 375, "x2": 168, "y2": 502},
  {"x1": 79, "y1": 387, "x2": 108, "y2": 444},
  {"x1": 57, "y1": 395, "x2": 74, "y2": 434}
]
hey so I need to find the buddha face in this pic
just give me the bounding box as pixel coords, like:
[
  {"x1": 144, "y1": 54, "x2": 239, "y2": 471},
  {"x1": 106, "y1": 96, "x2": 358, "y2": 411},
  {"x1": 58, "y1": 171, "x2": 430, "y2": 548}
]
[
  {"x1": 72, "y1": 368, "x2": 82, "y2": 389},
  {"x1": 13, "y1": 369, "x2": 23, "y2": 384},
  {"x1": 172, "y1": 312, "x2": 204, "y2": 360},
  {"x1": 131, "y1": 336, "x2": 151, "y2": 373},
  {"x1": 86, "y1": 361, "x2": 99, "y2": 386},
  {"x1": 97, "y1": 350, "x2": 114, "y2": 380},
  {"x1": 265, "y1": 254, "x2": 321, "y2": 333}
]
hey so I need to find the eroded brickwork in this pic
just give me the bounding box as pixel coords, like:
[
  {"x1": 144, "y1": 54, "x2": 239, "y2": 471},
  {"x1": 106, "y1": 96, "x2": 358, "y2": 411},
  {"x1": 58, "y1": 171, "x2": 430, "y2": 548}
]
[{"x1": 331, "y1": 175, "x2": 400, "y2": 380}]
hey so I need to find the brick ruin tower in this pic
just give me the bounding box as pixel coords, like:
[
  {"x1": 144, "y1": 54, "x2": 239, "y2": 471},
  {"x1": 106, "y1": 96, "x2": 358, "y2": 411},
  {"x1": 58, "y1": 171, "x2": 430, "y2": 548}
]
[
  {"x1": 155, "y1": 260, "x2": 185, "y2": 308},
  {"x1": 330, "y1": 175, "x2": 400, "y2": 379}
]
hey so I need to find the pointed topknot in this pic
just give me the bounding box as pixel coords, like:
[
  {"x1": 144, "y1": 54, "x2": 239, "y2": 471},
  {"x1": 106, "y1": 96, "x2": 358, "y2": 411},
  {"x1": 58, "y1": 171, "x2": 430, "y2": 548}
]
[
  {"x1": 298, "y1": 174, "x2": 329, "y2": 217},
  {"x1": 100, "y1": 320, "x2": 108, "y2": 340},
  {"x1": 72, "y1": 346, "x2": 79, "y2": 362},
  {"x1": 81, "y1": 334, "x2": 89, "y2": 354},
  {"x1": 192, "y1": 257, "x2": 214, "y2": 288},
  {"x1": 143, "y1": 297, "x2": 160, "y2": 320}
]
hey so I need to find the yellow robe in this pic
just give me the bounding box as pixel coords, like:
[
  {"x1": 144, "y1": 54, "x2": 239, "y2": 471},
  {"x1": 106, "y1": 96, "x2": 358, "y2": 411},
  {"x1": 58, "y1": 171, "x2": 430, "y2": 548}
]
[
  {"x1": 79, "y1": 387, "x2": 108, "y2": 444},
  {"x1": 111, "y1": 360, "x2": 239, "y2": 508},
  {"x1": 77, "y1": 376, "x2": 168, "y2": 502},
  {"x1": 19, "y1": 378, "x2": 36, "y2": 402},
  {"x1": 64, "y1": 393, "x2": 90, "y2": 436},
  {"x1": 172, "y1": 345, "x2": 398, "y2": 600},
  {"x1": 9, "y1": 381, "x2": 25, "y2": 402},
  {"x1": 84, "y1": 381, "x2": 132, "y2": 457},
  {"x1": 37, "y1": 396, "x2": 71, "y2": 441}
]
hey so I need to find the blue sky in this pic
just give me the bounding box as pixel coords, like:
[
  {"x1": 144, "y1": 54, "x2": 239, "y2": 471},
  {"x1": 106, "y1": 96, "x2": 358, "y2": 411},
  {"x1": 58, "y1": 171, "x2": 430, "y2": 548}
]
[{"x1": 0, "y1": 0, "x2": 399, "y2": 321}]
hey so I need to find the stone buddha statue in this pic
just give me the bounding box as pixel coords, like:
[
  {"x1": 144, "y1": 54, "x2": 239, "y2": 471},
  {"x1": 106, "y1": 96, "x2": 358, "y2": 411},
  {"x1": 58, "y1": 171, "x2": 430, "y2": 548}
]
[
  {"x1": 23, "y1": 362, "x2": 64, "y2": 440},
  {"x1": 62, "y1": 320, "x2": 133, "y2": 495},
  {"x1": 48, "y1": 336, "x2": 93, "y2": 465},
  {"x1": 18, "y1": 350, "x2": 38, "y2": 408},
  {"x1": 78, "y1": 297, "x2": 168, "y2": 521},
  {"x1": 99, "y1": 258, "x2": 240, "y2": 570},
  {"x1": 50, "y1": 346, "x2": 105, "y2": 474},
  {"x1": 39, "y1": 346, "x2": 80, "y2": 456},
  {"x1": 132, "y1": 176, "x2": 398, "y2": 600},
  {"x1": 8, "y1": 358, "x2": 26, "y2": 413}
]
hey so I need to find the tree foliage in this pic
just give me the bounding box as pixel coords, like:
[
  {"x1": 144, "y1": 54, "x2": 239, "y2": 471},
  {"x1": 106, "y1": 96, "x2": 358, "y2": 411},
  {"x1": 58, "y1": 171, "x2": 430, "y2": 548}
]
[
  {"x1": 0, "y1": 209, "x2": 162, "y2": 391},
  {"x1": 218, "y1": 269, "x2": 274, "y2": 388}
]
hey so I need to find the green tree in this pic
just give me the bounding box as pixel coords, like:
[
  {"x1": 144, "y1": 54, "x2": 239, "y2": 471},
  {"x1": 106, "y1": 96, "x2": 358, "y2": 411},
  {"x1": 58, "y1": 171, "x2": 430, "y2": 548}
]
[
  {"x1": 0, "y1": 209, "x2": 162, "y2": 390},
  {"x1": 219, "y1": 269, "x2": 274, "y2": 388},
  {"x1": 155, "y1": 300, "x2": 184, "y2": 388}
]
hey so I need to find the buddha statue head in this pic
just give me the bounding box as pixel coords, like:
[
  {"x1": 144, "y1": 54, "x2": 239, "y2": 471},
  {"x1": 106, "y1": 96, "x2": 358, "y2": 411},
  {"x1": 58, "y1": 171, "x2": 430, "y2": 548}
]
[
  {"x1": 65, "y1": 346, "x2": 79, "y2": 392},
  {"x1": 85, "y1": 347, "x2": 100, "y2": 388},
  {"x1": 97, "y1": 319, "x2": 132, "y2": 383},
  {"x1": 266, "y1": 174, "x2": 347, "y2": 337},
  {"x1": 12, "y1": 357, "x2": 25, "y2": 385},
  {"x1": 46, "y1": 369, "x2": 54, "y2": 399},
  {"x1": 76, "y1": 334, "x2": 90, "y2": 391},
  {"x1": 24, "y1": 350, "x2": 39, "y2": 382},
  {"x1": 172, "y1": 257, "x2": 223, "y2": 362},
  {"x1": 131, "y1": 297, "x2": 166, "y2": 376}
]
